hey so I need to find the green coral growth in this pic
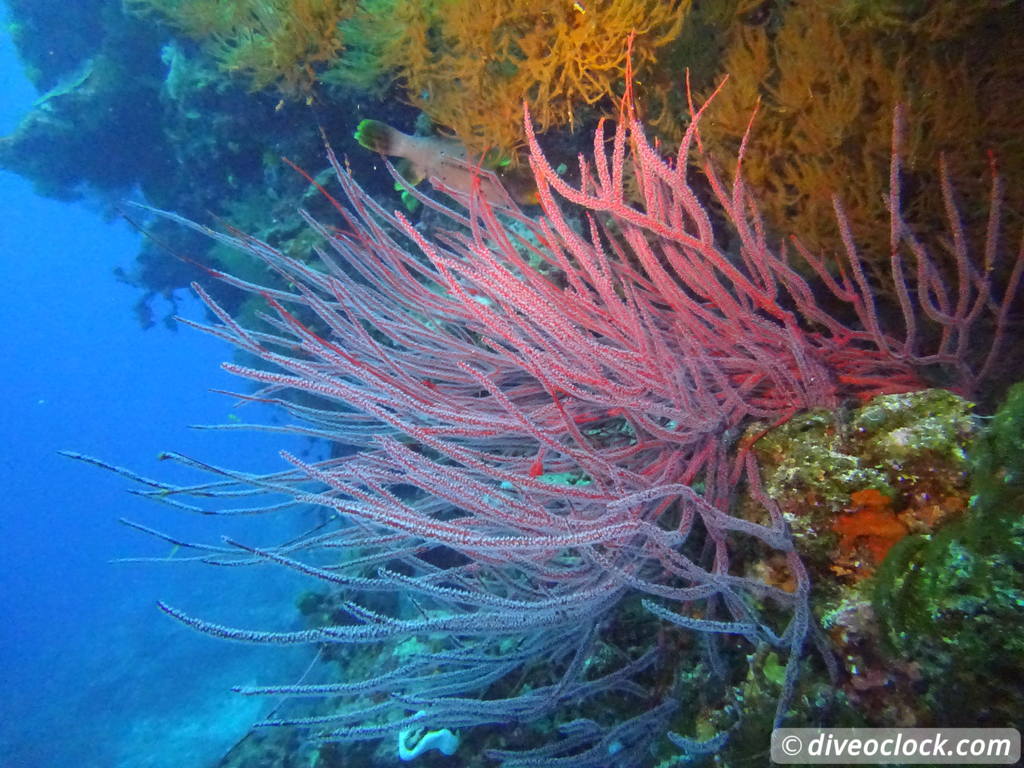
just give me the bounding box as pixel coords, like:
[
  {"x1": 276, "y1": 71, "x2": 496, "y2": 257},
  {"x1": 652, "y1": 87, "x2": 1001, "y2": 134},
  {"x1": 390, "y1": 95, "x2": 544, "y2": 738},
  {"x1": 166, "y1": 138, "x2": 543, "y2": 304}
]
[
  {"x1": 755, "y1": 408, "x2": 890, "y2": 506},
  {"x1": 748, "y1": 389, "x2": 975, "y2": 567},
  {"x1": 850, "y1": 389, "x2": 975, "y2": 466},
  {"x1": 873, "y1": 382, "x2": 1024, "y2": 726}
]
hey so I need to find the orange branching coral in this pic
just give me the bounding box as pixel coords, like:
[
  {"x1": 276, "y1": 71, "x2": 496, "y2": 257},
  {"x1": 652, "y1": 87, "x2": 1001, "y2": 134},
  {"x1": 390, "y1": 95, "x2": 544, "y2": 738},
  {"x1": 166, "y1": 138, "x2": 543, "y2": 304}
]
[
  {"x1": 127, "y1": 0, "x2": 356, "y2": 95},
  {"x1": 698, "y1": 0, "x2": 1024, "y2": 279},
  {"x1": 373, "y1": 0, "x2": 691, "y2": 158}
]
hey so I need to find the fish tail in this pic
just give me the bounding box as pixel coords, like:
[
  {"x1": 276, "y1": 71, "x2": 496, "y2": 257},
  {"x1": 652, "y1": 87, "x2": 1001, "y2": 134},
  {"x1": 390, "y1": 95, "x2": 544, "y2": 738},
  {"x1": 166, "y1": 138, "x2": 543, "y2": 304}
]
[{"x1": 354, "y1": 119, "x2": 400, "y2": 155}]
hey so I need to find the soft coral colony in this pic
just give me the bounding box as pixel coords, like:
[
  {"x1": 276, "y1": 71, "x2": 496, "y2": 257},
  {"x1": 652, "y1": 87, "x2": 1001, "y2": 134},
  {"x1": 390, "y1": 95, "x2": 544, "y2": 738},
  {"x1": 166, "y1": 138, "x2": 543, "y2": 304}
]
[{"x1": 75, "y1": 67, "x2": 1024, "y2": 763}]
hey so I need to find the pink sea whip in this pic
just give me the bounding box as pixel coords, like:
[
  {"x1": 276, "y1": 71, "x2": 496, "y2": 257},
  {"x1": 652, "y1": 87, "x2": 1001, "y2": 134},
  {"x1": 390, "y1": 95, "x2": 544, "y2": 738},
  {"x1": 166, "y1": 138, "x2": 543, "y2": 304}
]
[{"x1": 69, "y1": 74, "x2": 1022, "y2": 764}]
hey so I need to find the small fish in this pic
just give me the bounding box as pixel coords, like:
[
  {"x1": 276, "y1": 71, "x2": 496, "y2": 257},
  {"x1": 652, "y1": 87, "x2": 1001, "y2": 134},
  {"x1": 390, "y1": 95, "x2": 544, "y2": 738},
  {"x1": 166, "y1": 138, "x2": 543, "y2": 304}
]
[{"x1": 354, "y1": 119, "x2": 535, "y2": 208}]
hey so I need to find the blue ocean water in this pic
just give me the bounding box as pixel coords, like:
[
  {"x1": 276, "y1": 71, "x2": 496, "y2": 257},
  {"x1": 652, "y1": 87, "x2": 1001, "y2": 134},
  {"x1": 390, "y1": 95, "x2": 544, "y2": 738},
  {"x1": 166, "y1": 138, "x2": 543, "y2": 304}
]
[{"x1": 0, "y1": 20, "x2": 317, "y2": 768}]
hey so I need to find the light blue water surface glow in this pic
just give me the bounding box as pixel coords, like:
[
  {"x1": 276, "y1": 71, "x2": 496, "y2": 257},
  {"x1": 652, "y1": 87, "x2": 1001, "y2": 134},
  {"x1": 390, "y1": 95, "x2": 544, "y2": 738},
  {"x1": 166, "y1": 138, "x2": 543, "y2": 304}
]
[{"x1": 0, "y1": 16, "x2": 320, "y2": 768}]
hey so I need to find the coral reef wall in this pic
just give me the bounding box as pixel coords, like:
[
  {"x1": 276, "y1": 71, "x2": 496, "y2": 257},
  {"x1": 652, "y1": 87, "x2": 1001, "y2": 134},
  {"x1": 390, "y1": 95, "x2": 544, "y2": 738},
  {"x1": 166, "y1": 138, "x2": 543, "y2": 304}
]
[
  {"x1": 3, "y1": 0, "x2": 1021, "y2": 334},
  {"x1": 696, "y1": 0, "x2": 1024, "y2": 281},
  {"x1": 3, "y1": 2, "x2": 1023, "y2": 763}
]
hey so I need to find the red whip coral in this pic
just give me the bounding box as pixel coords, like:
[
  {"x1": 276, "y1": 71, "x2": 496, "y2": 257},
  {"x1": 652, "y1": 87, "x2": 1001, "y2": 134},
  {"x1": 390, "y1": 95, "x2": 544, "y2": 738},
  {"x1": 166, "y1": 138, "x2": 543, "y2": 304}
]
[{"x1": 73, "y1": 76, "x2": 1022, "y2": 764}]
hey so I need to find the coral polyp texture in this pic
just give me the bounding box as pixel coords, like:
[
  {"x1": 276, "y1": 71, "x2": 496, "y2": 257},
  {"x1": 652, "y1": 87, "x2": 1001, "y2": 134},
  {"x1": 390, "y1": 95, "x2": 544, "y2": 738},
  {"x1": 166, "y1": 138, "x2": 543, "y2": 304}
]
[{"x1": 77, "y1": 88, "x2": 1021, "y2": 764}]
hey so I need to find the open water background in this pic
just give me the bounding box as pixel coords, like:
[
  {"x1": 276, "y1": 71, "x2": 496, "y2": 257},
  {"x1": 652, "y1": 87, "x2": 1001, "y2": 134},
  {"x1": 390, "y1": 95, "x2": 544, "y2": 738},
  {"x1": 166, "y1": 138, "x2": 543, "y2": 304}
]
[{"x1": 0, "y1": 16, "x2": 317, "y2": 768}]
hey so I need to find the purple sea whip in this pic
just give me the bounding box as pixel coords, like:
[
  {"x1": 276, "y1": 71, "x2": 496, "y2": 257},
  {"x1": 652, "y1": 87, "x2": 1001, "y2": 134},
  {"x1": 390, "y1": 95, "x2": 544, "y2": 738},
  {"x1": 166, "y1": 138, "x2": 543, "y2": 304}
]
[{"x1": 69, "y1": 72, "x2": 1022, "y2": 765}]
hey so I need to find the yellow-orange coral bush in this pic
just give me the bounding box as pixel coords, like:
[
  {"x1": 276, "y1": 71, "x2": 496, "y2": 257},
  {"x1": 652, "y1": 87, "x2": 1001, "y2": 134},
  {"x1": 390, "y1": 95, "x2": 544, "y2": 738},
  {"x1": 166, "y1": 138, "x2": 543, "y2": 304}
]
[
  {"x1": 132, "y1": 0, "x2": 691, "y2": 157},
  {"x1": 697, "y1": 0, "x2": 1024, "y2": 279},
  {"x1": 364, "y1": 0, "x2": 691, "y2": 158},
  {"x1": 127, "y1": 0, "x2": 356, "y2": 95}
]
